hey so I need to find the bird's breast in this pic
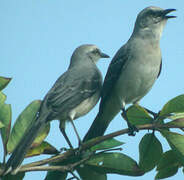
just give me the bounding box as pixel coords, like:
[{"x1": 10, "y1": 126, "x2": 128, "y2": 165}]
[
  {"x1": 69, "y1": 90, "x2": 101, "y2": 120},
  {"x1": 114, "y1": 47, "x2": 161, "y2": 106}
]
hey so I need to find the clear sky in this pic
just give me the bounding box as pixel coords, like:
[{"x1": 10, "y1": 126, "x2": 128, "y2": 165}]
[{"x1": 1, "y1": 0, "x2": 184, "y2": 179}]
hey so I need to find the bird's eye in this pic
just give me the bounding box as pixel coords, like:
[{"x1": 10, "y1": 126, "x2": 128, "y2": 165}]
[
  {"x1": 151, "y1": 12, "x2": 157, "y2": 17},
  {"x1": 92, "y1": 49, "x2": 99, "y2": 54},
  {"x1": 147, "y1": 11, "x2": 158, "y2": 18}
]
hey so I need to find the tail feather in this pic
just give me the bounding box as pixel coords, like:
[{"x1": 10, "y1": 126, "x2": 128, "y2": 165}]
[
  {"x1": 4, "y1": 113, "x2": 49, "y2": 174},
  {"x1": 83, "y1": 112, "x2": 107, "y2": 142},
  {"x1": 83, "y1": 99, "x2": 119, "y2": 142}
]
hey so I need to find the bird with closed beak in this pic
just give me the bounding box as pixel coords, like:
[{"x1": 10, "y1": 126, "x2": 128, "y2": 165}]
[{"x1": 4, "y1": 44, "x2": 109, "y2": 174}]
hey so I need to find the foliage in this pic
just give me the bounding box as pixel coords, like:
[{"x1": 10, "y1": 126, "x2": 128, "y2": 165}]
[{"x1": 0, "y1": 77, "x2": 184, "y2": 180}]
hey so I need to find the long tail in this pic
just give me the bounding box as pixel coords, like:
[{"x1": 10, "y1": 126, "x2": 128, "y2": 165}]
[
  {"x1": 83, "y1": 96, "x2": 119, "y2": 142},
  {"x1": 4, "y1": 112, "x2": 49, "y2": 174}
]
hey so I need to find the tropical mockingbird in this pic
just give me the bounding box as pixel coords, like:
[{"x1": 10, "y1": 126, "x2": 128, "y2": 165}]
[
  {"x1": 5, "y1": 44, "x2": 109, "y2": 174},
  {"x1": 83, "y1": 6, "x2": 176, "y2": 141}
]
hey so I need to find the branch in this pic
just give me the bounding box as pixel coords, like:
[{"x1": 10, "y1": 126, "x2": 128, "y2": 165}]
[
  {"x1": 4, "y1": 122, "x2": 184, "y2": 174},
  {"x1": 19, "y1": 151, "x2": 93, "y2": 173},
  {"x1": 19, "y1": 165, "x2": 69, "y2": 173}
]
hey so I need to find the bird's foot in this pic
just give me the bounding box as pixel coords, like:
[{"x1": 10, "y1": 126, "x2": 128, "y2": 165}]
[
  {"x1": 127, "y1": 123, "x2": 139, "y2": 136},
  {"x1": 121, "y1": 107, "x2": 138, "y2": 136},
  {"x1": 78, "y1": 139, "x2": 83, "y2": 147},
  {"x1": 71, "y1": 140, "x2": 84, "y2": 156},
  {"x1": 60, "y1": 147, "x2": 69, "y2": 152}
]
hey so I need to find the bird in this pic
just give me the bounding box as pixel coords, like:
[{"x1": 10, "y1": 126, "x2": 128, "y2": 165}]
[
  {"x1": 83, "y1": 6, "x2": 176, "y2": 142},
  {"x1": 4, "y1": 44, "x2": 109, "y2": 174}
]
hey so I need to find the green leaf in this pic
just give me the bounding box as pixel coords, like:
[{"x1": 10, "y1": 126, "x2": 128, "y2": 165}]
[
  {"x1": 160, "y1": 94, "x2": 184, "y2": 117},
  {"x1": 7, "y1": 100, "x2": 41, "y2": 153},
  {"x1": 139, "y1": 133, "x2": 163, "y2": 172},
  {"x1": 77, "y1": 165, "x2": 107, "y2": 180},
  {"x1": 2, "y1": 172, "x2": 25, "y2": 180},
  {"x1": 165, "y1": 118, "x2": 184, "y2": 127},
  {"x1": 31, "y1": 123, "x2": 50, "y2": 148},
  {"x1": 26, "y1": 141, "x2": 59, "y2": 157},
  {"x1": 0, "y1": 76, "x2": 11, "y2": 91},
  {"x1": 91, "y1": 138, "x2": 124, "y2": 151},
  {"x1": 44, "y1": 154, "x2": 79, "y2": 180},
  {"x1": 161, "y1": 130, "x2": 184, "y2": 165},
  {"x1": 157, "y1": 150, "x2": 181, "y2": 171},
  {"x1": 0, "y1": 121, "x2": 5, "y2": 128},
  {"x1": 168, "y1": 112, "x2": 184, "y2": 120},
  {"x1": 0, "y1": 92, "x2": 11, "y2": 154},
  {"x1": 125, "y1": 105, "x2": 153, "y2": 125},
  {"x1": 155, "y1": 166, "x2": 178, "y2": 179},
  {"x1": 44, "y1": 171, "x2": 67, "y2": 180},
  {"x1": 87, "y1": 152, "x2": 144, "y2": 176}
]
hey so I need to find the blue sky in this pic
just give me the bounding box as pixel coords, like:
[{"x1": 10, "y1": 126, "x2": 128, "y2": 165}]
[{"x1": 1, "y1": 0, "x2": 184, "y2": 179}]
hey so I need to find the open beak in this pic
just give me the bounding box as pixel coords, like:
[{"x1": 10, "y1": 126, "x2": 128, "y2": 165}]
[
  {"x1": 100, "y1": 52, "x2": 110, "y2": 58},
  {"x1": 162, "y1": 8, "x2": 177, "y2": 19}
]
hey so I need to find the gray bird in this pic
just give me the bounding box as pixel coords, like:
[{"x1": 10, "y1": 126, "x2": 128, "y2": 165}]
[
  {"x1": 5, "y1": 44, "x2": 109, "y2": 174},
  {"x1": 83, "y1": 6, "x2": 176, "y2": 141}
]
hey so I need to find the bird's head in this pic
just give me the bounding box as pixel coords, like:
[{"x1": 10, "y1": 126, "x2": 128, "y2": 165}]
[
  {"x1": 70, "y1": 44, "x2": 109, "y2": 67},
  {"x1": 133, "y1": 6, "x2": 176, "y2": 39}
]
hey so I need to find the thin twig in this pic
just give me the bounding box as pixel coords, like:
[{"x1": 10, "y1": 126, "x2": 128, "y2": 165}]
[
  {"x1": 99, "y1": 147, "x2": 123, "y2": 154},
  {"x1": 19, "y1": 165, "x2": 70, "y2": 173},
  {"x1": 19, "y1": 150, "x2": 93, "y2": 173},
  {"x1": 21, "y1": 149, "x2": 75, "y2": 168},
  {"x1": 4, "y1": 122, "x2": 184, "y2": 175},
  {"x1": 22, "y1": 123, "x2": 183, "y2": 169}
]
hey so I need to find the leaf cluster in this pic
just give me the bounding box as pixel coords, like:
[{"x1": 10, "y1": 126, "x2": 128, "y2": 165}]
[{"x1": 1, "y1": 76, "x2": 184, "y2": 180}]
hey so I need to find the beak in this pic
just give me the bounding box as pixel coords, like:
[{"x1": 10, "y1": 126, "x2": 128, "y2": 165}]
[
  {"x1": 100, "y1": 52, "x2": 110, "y2": 58},
  {"x1": 162, "y1": 8, "x2": 177, "y2": 19}
]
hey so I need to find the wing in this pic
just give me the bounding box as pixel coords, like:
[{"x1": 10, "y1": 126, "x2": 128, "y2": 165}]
[
  {"x1": 157, "y1": 58, "x2": 162, "y2": 78},
  {"x1": 99, "y1": 44, "x2": 130, "y2": 110},
  {"x1": 45, "y1": 67, "x2": 102, "y2": 117}
]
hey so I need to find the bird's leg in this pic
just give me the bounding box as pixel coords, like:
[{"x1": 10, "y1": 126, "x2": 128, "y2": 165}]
[
  {"x1": 122, "y1": 107, "x2": 138, "y2": 136},
  {"x1": 69, "y1": 118, "x2": 83, "y2": 147},
  {"x1": 59, "y1": 124, "x2": 73, "y2": 149}
]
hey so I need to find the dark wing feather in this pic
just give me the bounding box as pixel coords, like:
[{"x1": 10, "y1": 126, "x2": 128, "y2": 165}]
[
  {"x1": 46, "y1": 67, "x2": 102, "y2": 116},
  {"x1": 99, "y1": 45, "x2": 130, "y2": 110},
  {"x1": 157, "y1": 58, "x2": 162, "y2": 78}
]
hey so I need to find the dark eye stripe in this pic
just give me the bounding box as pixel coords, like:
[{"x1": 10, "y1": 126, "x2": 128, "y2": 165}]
[{"x1": 93, "y1": 49, "x2": 99, "y2": 54}]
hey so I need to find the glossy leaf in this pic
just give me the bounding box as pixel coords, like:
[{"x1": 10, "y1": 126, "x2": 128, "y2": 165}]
[
  {"x1": 0, "y1": 76, "x2": 11, "y2": 91},
  {"x1": 168, "y1": 112, "x2": 184, "y2": 120},
  {"x1": 91, "y1": 138, "x2": 124, "y2": 151},
  {"x1": 155, "y1": 166, "x2": 178, "y2": 179},
  {"x1": 157, "y1": 150, "x2": 181, "y2": 171},
  {"x1": 0, "y1": 92, "x2": 11, "y2": 153},
  {"x1": 160, "y1": 94, "x2": 184, "y2": 117},
  {"x1": 165, "y1": 118, "x2": 184, "y2": 127},
  {"x1": 0, "y1": 121, "x2": 4, "y2": 128},
  {"x1": 77, "y1": 165, "x2": 107, "y2": 180},
  {"x1": 125, "y1": 105, "x2": 153, "y2": 125},
  {"x1": 26, "y1": 141, "x2": 59, "y2": 157},
  {"x1": 161, "y1": 130, "x2": 184, "y2": 165},
  {"x1": 31, "y1": 123, "x2": 50, "y2": 148},
  {"x1": 2, "y1": 172, "x2": 25, "y2": 180},
  {"x1": 44, "y1": 171, "x2": 67, "y2": 180},
  {"x1": 139, "y1": 133, "x2": 163, "y2": 172},
  {"x1": 44, "y1": 156, "x2": 78, "y2": 180},
  {"x1": 87, "y1": 152, "x2": 144, "y2": 176},
  {"x1": 7, "y1": 100, "x2": 41, "y2": 153}
]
